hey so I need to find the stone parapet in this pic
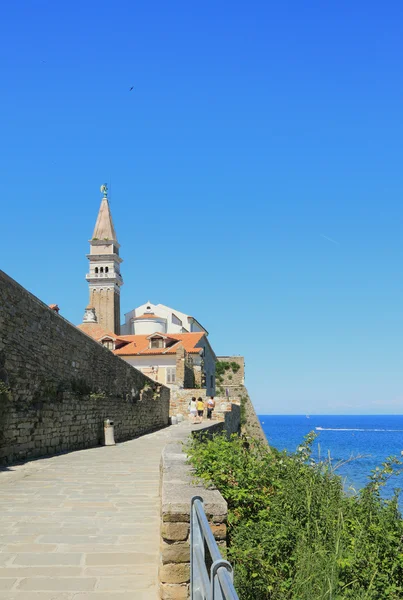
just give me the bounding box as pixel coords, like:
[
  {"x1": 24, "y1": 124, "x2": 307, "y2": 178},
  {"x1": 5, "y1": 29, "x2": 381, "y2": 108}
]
[{"x1": 159, "y1": 425, "x2": 229, "y2": 599}]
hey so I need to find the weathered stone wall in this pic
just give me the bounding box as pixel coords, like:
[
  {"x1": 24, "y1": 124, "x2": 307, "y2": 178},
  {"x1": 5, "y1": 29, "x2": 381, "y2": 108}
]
[
  {"x1": 159, "y1": 433, "x2": 227, "y2": 599},
  {"x1": 0, "y1": 270, "x2": 170, "y2": 464},
  {"x1": 216, "y1": 355, "x2": 245, "y2": 388},
  {"x1": 170, "y1": 389, "x2": 229, "y2": 423},
  {"x1": 240, "y1": 389, "x2": 268, "y2": 444},
  {"x1": 170, "y1": 385, "x2": 265, "y2": 445},
  {"x1": 175, "y1": 346, "x2": 195, "y2": 389},
  {"x1": 215, "y1": 356, "x2": 267, "y2": 446}
]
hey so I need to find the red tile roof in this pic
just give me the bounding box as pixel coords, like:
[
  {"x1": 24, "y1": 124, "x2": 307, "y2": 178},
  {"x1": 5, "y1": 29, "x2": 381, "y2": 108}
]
[
  {"x1": 114, "y1": 332, "x2": 205, "y2": 356},
  {"x1": 77, "y1": 322, "x2": 117, "y2": 341}
]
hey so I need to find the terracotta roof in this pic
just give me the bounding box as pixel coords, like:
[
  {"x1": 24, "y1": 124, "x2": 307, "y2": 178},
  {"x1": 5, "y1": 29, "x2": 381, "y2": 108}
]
[
  {"x1": 77, "y1": 322, "x2": 117, "y2": 341},
  {"x1": 133, "y1": 313, "x2": 165, "y2": 320},
  {"x1": 114, "y1": 332, "x2": 205, "y2": 356}
]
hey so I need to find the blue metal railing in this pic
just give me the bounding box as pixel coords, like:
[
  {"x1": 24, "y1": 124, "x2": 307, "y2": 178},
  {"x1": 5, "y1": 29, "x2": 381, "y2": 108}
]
[{"x1": 190, "y1": 496, "x2": 240, "y2": 600}]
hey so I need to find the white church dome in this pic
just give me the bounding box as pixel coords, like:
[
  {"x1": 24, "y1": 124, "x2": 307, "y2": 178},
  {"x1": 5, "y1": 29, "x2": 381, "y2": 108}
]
[{"x1": 132, "y1": 310, "x2": 167, "y2": 335}]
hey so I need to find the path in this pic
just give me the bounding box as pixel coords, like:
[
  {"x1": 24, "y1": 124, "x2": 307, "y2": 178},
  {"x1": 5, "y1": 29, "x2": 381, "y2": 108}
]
[{"x1": 0, "y1": 422, "x2": 197, "y2": 600}]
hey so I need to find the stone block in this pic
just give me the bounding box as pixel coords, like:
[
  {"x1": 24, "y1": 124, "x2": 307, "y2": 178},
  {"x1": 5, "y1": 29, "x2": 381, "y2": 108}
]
[
  {"x1": 162, "y1": 512, "x2": 190, "y2": 523},
  {"x1": 159, "y1": 562, "x2": 190, "y2": 584},
  {"x1": 211, "y1": 523, "x2": 227, "y2": 540},
  {"x1": 160, "y1": 582, "x2": 189, "y2": 600},
  {"x1": 161, "y1": 522, "x2": 189, "y2": 542},
  {"x1": 161, "y1": 540, "x2": 190, "y2": 564}
]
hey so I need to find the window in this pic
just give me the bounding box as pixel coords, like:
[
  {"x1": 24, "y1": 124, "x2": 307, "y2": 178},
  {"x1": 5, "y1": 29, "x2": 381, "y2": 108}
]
[
  {"x1": 105, "y1": 266, "x2": 109, "y2": 273},
  {"x1": 100, "y1": 267, "x2": 104, "y2": 273},
  {"x1": 95, "y1": 267, "x2": 99, "y2": 274},
  {"x1": 166, "y1": 367, "x2": 176, "y2": 384},
  {"x1": 150, "y1": 338, "x2": 164, "y2": 349},
  {"x1": 172, "y1": 313, "x2": 182, "y2": 326},
  {"x1": 101, "y1": 339, "x2": 114, "y2": 350}
]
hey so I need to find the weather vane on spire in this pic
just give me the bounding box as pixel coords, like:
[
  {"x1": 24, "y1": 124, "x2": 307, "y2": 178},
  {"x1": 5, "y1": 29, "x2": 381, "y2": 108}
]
[{"x1": 100, "y1": 183, "x2": 108, "y2": 198}]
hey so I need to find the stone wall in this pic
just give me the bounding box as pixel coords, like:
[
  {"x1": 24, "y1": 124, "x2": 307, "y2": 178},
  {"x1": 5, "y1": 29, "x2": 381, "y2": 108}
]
[
  {"x1": 175, "y1": 346, "x2": 195, "y2": 389},
  {"x1": 159, "y1": 431, "x2": 227, "y2": 599},
  {"x1": 215, "y1": 356, "x2": 267, "y2": 446},
  {"x1": 0, "y1": 270, "x2": 170, "y2": 464},
  {"x1": 170, "y1": 389, "x2": 229, "y2": 423},
  {"x1": 170, "y1": 384, "x2": 266, "y2": 445},
  {"x1": 216, "y1": 355, "x2": 245, "y2": 388}
]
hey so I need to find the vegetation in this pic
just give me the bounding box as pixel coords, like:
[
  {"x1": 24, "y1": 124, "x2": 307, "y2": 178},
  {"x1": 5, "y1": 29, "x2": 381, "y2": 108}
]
[
  {"x1": 89, "y1": 391, "x2": 107, "y2": 401},
  {"x1": 239, "y1": 395, "x2": 247, "y2": 426},
  {"x1": 0, "y1": 380, "x2": 11, "y2": 401},
  {"x1": 216, "y1": 360, "x2": 240, "y2": 379},
  {"x1": 216, "y1": 361, "x2": 241, "y2": 395},
  {"x1": 187, "y1": 432, "x2": 403, "y2": 599}
]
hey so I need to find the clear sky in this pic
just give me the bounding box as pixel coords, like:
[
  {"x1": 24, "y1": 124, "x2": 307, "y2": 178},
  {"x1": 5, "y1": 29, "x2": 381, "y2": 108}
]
[{"x1": 1, "y1": 1, "x2": 403, "y2": 414}]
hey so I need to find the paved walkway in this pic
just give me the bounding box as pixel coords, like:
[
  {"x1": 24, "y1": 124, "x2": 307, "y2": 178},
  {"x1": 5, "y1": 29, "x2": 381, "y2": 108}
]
[{"x1": 0, "y1": 422, "x2": 197, "y2": 600}]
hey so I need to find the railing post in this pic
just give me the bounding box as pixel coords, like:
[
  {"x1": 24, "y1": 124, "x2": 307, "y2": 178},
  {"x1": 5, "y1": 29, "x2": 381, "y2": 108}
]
[
  {"x1": 190, "y1": 495, "x2": 204, "y2": 599},
  {"x1": 191, "y1": 495, "x2": 239, "y2": 600},
  {"x1": 211, "y1": 560, "x2": 233, "y2": 600}
]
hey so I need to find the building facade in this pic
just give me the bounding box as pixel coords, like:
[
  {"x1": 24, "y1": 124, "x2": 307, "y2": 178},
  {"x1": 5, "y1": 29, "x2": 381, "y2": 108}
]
[
  {"x1": 79, "y1": 184, "x2": 216, "y2": 395},
  {"x1": 121, "y1": 302, "x2": 207, "y2": 336},
  {"x1": 115, "y1": 331, "x2": 216, "y2": 394}
]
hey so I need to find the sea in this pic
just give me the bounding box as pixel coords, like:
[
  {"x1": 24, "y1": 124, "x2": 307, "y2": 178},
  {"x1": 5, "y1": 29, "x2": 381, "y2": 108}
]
[{"x1": 259, "y1": 415, "x2": 403, "y2": 507}]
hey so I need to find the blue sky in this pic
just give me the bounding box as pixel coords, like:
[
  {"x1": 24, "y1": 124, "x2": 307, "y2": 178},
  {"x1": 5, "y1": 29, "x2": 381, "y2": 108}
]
[{"x1": 1, "y1": 1, "x2": 403, "y2": 414}]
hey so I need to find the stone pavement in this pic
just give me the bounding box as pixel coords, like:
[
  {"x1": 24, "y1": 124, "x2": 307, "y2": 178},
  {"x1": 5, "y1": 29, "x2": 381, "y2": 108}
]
[{"x1": 0, "y1": 421, "x2": 200, "y2": 600}]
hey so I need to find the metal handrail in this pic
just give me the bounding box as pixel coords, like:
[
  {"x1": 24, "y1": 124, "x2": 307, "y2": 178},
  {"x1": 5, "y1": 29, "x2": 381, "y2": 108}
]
[{"x1": 190, "y1": 496, "x2": 240, "y2": 600}]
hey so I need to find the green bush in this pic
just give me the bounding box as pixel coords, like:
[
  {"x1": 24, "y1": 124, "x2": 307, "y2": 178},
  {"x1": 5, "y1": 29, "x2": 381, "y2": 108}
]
[{"x1": 186, "y1": 432, "x2": 403, "y2": 599}]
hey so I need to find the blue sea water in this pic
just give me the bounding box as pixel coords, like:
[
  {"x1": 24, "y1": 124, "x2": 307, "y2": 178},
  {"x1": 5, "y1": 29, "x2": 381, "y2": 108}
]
[{"x1": 259, "y1": 415, "x2": 403, "y2": 505}]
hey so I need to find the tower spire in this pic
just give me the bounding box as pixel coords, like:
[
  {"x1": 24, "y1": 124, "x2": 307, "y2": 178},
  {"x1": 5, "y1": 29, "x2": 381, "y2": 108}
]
[
  {"x1": 85, "y1": 185, "x2": 123, "y2": 334},
  {"x1": 92, "y1": 184, "x2": 117, "y2": 241}
]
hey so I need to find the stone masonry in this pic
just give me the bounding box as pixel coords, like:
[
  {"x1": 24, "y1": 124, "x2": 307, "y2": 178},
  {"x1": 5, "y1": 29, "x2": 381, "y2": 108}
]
[
  {"x1": 0, "y1": 270, "x2": 170, "y2": 464},
  {"x1": 216, "y1": 356, "x2": 268, "y2": 445},
  {"x1": 216, "y1": 355, "x2": 245, "y2": 387},
  {"x1": 175, "y1": 346, "x2": 195, "y2": 389},
  {"x1": 159, "y1": 421, "x2": 234, "y2": 600}
]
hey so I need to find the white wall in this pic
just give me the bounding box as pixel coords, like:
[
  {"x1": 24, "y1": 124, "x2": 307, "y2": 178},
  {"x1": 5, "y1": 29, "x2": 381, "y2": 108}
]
[
  {"x1": 121, "y1": 302, "x2": 207, "y2": 335},
  {"x1": 123, "y1": 355, "x2": 176, "y2": 368},
  {"x1": 133, "y1": 318, "x2": 166, "y2": 335}
]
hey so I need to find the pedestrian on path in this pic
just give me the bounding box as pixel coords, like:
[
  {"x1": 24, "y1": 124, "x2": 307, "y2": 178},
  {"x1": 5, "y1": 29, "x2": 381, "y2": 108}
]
[
  {"x1": 189, "y1": 397, "x2": 198, "y2": 423},
  {"x1": 207, "y1": 396, "x2": 215, "y2": 420},
  {"x1": 197, "y1": 397, "x2": 204, "y2": 422}
]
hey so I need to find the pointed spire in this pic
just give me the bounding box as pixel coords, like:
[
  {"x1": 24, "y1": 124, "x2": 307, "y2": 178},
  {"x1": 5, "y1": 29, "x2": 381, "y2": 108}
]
[{"x1": 92, "y1": 184, "x2": 117, "y2": 241}]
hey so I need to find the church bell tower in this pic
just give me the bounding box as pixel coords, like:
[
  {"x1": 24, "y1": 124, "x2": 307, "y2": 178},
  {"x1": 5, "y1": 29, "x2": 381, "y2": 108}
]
[{"x1": 86, "y1": 184, "x2": 123, "y2": 334}]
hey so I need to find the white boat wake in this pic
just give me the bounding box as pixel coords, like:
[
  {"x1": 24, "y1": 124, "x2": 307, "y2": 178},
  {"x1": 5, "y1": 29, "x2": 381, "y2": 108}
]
[{"x1": 315, "y1": 427, "x2": 403, "y2": 432}]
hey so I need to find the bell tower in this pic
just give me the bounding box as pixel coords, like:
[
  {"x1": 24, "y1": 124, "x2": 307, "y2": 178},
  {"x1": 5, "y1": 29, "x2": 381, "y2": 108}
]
[{"x1": 86, "y1": 184, "x2": 123, "y2": 334}]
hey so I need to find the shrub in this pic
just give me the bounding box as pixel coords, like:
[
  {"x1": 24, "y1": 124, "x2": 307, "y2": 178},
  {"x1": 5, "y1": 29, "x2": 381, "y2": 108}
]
[{"x1": 186, "y1": 432, "x2": 403, "y2": 599}]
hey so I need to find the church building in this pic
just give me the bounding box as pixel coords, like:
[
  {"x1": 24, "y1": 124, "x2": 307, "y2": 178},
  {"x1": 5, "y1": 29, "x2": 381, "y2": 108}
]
[{"x1": 78, "y1": 185, "x2": 216, "y2": 395}]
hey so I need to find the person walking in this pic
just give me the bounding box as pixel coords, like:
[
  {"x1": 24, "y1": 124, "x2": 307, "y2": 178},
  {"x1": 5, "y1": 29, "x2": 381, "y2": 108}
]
[
  {"x1": 189, "y1": 397, "x2": 198, "y2": 423},
  {"x1": 207, "y1": 396, "x2": 215, "y2": 420},
  {"x1": 197, "y1": 397, "x2": 205, "y2": 422}
]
